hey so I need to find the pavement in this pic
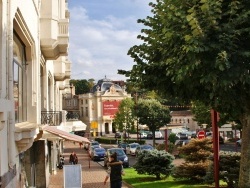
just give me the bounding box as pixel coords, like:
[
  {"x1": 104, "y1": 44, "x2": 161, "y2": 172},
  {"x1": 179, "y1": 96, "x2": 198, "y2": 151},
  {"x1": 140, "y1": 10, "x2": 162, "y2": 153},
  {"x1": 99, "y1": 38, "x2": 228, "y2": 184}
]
[
  {"x1": 48, "y1": 141, "x2": 130, "y2": 188},
  {"x1": 48, "y1": 140, "x2": 184, "y2": 188}
]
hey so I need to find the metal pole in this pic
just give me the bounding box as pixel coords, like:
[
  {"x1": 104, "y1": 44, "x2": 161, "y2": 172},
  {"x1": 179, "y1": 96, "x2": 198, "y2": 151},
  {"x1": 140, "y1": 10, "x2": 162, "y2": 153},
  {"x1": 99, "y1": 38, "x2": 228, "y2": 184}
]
[
  {"x1": 211, "y1": 109, "x2": 219, "y2": 188},
  {"x1": 164, "y1": 129, "x2": 168, "y2": 152}
]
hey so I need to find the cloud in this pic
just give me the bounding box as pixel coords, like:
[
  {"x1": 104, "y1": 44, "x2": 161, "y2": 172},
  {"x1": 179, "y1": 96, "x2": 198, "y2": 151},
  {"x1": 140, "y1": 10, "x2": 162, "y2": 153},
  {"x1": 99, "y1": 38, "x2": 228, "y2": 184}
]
[{"x1": 68, "y1": 0, "x2": 153, "y2": 81}]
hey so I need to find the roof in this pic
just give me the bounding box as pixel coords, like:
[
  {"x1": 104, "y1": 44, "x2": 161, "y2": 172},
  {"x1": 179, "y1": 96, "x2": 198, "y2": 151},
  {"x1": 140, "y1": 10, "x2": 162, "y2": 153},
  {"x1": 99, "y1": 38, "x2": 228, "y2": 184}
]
[{"x1": 170, "y1": 110, "x2": 193, "y2": 116}]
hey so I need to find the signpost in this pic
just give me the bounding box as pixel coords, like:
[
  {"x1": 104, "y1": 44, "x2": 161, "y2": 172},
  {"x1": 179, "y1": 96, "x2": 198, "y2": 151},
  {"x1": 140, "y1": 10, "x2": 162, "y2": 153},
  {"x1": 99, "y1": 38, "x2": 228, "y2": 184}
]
[{"x1": 197, "y1": 130, "x2": 205, "y2": 139}]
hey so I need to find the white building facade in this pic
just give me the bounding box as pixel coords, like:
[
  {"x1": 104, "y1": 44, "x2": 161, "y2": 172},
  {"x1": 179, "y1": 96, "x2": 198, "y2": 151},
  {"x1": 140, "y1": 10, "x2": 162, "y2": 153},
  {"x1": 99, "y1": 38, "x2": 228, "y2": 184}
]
[
  {"x1": 79, "y1": 78, "x2": 131, "y2": 137},
  {"x1": 0, "y1": 0, "x2": 71, "y2": 187}
]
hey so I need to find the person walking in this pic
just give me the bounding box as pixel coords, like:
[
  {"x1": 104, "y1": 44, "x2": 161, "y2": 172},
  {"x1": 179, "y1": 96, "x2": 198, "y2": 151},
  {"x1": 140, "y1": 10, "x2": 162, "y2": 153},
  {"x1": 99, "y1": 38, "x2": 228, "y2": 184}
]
[
  {"x1": 69, "y1": 151, "x2": 78, "y2": 165},
  {"x1": 104, "y1": 152, "x2": 124, "y2": 188}
]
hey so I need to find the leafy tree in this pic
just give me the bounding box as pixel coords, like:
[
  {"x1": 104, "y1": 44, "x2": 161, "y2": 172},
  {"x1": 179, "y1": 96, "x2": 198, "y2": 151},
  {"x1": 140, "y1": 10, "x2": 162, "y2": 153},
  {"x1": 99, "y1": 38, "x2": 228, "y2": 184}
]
[
  {"x1": 134, "y1": 150, "x2": 174, "y2": 180},
  {"x1": 70, "y1": 79, "x2": 93, "y2": 94},
  {"x1": 137, "y1": 99, "x2": 170, "y2": 146},
  {"x1": 191, "y1": 101, "x2": 211, "y2": 127},
  {"x1": 119, "y1": 0, "x2": 250, "y2": 186},
  {"x1": 113, "y1": 98, "x2": 135, "y2": 137}
]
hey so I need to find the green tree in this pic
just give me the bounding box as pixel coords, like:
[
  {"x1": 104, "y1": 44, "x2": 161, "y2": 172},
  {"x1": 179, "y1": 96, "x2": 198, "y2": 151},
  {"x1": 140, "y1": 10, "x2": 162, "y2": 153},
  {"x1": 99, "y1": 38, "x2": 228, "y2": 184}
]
[
  {"x1": 113, "y1": 98, "x2": 135, "y2": 137},
  {"x1": 119, "y1": 1, "x2": 250, "y2": 186},
  {"x1": 137, "y1": 99, "x2": 170, "y2": 146},
  {"x1": 191, "y1": 101, "x2": 211, "y2": 127},
  {"x1": 134, "y1": 150, "x2": 174, "y2": 180},
  {"x1": 70, "y1": 79, "x2": 93, "y2": 94}
]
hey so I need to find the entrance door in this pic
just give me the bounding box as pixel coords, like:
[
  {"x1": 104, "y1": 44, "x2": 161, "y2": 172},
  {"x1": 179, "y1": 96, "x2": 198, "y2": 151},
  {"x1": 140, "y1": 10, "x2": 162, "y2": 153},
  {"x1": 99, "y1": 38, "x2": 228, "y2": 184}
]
[{"x1": 105, "y1": 123, "x2": 109, "y2": 134}]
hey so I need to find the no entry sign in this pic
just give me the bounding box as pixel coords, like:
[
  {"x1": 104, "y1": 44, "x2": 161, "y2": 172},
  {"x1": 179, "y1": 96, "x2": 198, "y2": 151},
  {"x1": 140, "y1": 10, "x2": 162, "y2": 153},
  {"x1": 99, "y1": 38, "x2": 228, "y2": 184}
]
[{"x1": 197, "y1": 131, "x2": 205, "y2": 139}]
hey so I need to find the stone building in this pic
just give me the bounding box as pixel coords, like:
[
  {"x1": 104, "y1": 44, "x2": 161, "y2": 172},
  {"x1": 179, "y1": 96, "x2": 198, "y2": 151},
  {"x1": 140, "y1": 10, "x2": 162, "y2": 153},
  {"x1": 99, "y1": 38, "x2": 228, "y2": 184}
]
[
  {"x1": 169, "y1": 110, "x2": 198, "y2": 131},
  {"x1": 0, "y1": 1, "x2": 86, "y2": 187},
  {"x1": 79, "y1": 78, "x2": 131, "y2": 137}
]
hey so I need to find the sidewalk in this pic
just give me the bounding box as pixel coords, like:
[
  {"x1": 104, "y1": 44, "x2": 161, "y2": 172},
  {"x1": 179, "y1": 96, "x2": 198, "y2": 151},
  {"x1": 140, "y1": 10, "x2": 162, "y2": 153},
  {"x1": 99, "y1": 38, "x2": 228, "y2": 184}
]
[{"x1": 48, "y1": 141, "x2": 129, "y2": 188}]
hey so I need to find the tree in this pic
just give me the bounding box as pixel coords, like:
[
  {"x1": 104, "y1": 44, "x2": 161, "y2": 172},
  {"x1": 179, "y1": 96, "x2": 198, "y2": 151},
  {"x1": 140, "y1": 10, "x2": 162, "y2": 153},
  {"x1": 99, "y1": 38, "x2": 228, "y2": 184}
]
[
  {"x1": 191, "y1": 101, "x2": 211, "y2": 127},
  {"x1": 70, "y1": 79, "x2": 94, "y2": 94},
  {"x1": 134, "y1": 150, "x2": 174, "y2": 180},
  {"x1": 137, "y1": 99, "x2": 170, "y2": 146},
  {"x1": 113, "y1": 98, "x2": 135, "y2": 137},
  {"x1": 119, "y1": 0, "x2": 250, "y2": 186},
  {"x1": 172, "y1": 138, "x2": 213, "y2": 182}
]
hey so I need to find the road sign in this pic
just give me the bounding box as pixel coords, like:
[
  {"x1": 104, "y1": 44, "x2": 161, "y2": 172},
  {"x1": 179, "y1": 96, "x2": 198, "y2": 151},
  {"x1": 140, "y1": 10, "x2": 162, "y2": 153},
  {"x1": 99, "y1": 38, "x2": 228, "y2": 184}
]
[{"x1": 197, "y1": 131, "x2": 205, "y2": 139}]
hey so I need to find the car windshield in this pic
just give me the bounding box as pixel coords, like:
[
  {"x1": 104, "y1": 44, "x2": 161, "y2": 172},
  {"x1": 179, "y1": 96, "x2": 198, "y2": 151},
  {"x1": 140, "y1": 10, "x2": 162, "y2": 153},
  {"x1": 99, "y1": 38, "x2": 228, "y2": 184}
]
[
  {"x1": 130, "y1": 144, "x2": 139, "y2": 148},
  {"x1": 95, "y1": 148, "x2": 105, "y2": 152},
  {"x1": 91, "y1": 142, "x2": 99, "y2": 145},
  {"x1": 109, "y1": 149, "x2": 125, "y2": 156},
  {"x1": 141, "y1": 145, "x2": 153, "y2": 149}
]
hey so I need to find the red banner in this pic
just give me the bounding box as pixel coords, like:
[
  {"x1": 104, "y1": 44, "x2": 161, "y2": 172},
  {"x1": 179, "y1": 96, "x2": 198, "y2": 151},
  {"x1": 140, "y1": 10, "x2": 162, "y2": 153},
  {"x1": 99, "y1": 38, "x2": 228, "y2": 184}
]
[{"x1": 102, "y1": 101, "x2": 120, "y2": 116}]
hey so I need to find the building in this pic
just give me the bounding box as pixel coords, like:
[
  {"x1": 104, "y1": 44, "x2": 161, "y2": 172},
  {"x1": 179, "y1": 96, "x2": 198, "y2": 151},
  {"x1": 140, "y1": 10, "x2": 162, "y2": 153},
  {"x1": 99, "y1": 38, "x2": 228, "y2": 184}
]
[
  {"x1": 79, "y1": 78, "x2": 131, "y2": 137},
  {"x1": 169, "y1": 110, "x2": 198, "y2": 131},
  {"x1": 0, "y1": 1, "x2": 89, "y2": 187}
]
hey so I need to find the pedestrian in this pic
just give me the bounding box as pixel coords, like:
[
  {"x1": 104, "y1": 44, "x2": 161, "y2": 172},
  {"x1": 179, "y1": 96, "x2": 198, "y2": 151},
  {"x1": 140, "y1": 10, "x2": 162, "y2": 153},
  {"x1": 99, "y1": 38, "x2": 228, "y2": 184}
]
[
  {"x1": 104, "y1": 152, "x2": 124, "y2": 188},
  {"x1": 69, "y1": 151, "x2": 78, "y2": 165}
]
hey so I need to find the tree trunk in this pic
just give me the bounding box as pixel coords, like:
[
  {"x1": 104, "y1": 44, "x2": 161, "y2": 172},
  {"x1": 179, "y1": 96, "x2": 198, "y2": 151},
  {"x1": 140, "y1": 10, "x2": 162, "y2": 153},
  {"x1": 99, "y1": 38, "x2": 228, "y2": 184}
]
[
  {"x1": 238, "y1": 114, "x2": 250, "y2": 187},
  {"x1": 155, "y1": 173, "x2": 160, "y2": 180}
]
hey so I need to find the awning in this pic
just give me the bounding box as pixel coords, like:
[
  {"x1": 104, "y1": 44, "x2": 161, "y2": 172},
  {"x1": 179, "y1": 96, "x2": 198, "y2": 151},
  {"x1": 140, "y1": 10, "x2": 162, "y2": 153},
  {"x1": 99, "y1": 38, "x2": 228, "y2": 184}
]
[
  {"x1": 60, "y1": 120, "x2": 87, "y2": 132},
  {"x1": 43, "y1": 126, "x2": 90, "y2": 143}
]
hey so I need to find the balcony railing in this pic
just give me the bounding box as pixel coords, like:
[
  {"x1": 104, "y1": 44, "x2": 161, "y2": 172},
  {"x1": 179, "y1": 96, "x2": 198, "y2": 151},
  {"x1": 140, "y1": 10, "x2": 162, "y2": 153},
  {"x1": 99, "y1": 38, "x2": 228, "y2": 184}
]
[
  {"x1": 41, "y1": 111, "x2": 62, "y2": 126},
  {"x1": 66, "y1": 111, "x2": 80, "y2": 121}
]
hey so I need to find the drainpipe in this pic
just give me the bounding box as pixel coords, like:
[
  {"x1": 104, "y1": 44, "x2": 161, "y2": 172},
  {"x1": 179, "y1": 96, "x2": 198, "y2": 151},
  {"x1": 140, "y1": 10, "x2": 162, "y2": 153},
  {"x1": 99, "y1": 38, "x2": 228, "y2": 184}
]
[{"x1": 7, "y1": 0, "x2": 15, "y2": 169}]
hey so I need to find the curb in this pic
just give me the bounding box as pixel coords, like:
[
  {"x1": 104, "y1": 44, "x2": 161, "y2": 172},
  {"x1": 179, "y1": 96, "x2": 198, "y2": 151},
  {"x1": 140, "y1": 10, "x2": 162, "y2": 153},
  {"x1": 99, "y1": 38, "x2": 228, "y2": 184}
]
[{"x1": 123, "y1": 180, "x2": 134, "y2": 188}]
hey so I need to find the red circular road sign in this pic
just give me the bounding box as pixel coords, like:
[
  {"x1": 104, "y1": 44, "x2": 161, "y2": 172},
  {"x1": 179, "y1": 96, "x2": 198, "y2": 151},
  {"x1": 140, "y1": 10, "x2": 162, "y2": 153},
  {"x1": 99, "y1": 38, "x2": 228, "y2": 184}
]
[{"x1": 197, "y1": 131, "x2": 205, "y2": 139}]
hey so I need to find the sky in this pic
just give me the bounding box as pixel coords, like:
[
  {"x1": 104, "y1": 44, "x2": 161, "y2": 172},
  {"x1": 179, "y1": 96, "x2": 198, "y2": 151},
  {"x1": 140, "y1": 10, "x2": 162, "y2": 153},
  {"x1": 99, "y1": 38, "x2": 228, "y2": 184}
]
[{"x1": 68, "y1": 0, "x2": 154, "y2": 82}]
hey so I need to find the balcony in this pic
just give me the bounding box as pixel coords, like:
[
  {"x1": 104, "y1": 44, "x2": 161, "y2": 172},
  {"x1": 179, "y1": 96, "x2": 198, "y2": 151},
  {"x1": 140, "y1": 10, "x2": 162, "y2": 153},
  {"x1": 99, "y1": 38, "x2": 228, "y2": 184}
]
[
  {"x1": 41, "y1": 111, "x2": 63, "y2": 126},
  {"x1": 40, "y1": 16, "x2": 69, "y2": 59}
]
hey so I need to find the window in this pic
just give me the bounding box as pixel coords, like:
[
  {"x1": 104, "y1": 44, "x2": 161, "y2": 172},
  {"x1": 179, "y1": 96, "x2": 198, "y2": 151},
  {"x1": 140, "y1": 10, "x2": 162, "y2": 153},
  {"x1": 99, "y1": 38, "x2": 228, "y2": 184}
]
[
  {"x1": 81, "y1": 107, "x2": 83, "y2": 117},
  {"x1": 85, "y1": 99, "x2": 88, "y2": 104},
  {"x1": 13, "y1": 34, "x2": 27, "y2": 123},
  {"x1": 85, "y1": 107, "x2": 88, "y2": 117}
]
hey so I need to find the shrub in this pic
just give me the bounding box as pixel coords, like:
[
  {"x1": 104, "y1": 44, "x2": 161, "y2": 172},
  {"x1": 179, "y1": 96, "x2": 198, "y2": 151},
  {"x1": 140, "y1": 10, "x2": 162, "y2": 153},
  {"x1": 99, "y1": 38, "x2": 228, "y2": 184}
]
[
  {"x1": 168, "y1": 133, "x2": 177, "y2": 144},
  {"x1": 156, "y1": 142, "x2": 175, "y2": 154},
  {"x1": 204, "y1": 151, "x2": 241, "y2": 188},
  {"x1": 134, "y1": 149, "x2": 174, "y2": 180},
  {"x1": 172, "y1": 138, "x2": 213, "y2": 182}
]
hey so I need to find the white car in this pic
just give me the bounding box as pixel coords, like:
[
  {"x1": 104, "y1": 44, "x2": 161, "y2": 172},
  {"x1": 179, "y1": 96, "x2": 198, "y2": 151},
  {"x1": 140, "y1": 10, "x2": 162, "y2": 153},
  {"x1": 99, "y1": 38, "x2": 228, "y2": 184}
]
[
  {"x1": 126, "y1": 143, "x2": 140, "y2": 155},
  {"x1": 154, "y1": 131, "x2": 163, "y2": 139},
  {"x1": 139, "y1": 132, "x2": 148, "y2": 138}
]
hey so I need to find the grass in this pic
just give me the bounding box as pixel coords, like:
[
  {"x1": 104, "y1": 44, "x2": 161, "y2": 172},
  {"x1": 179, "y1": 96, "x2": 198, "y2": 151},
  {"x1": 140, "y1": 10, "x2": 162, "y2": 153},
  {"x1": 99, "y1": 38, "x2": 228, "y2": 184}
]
[{"x1": 123, "y1": 168, "x2": 227, "y2": 188}]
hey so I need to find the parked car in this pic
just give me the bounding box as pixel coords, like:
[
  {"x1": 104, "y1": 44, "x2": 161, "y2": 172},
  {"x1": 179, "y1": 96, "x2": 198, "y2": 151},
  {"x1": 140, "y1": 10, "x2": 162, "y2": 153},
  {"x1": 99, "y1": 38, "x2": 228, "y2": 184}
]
[
  {"x1": 236, "y1": 139, "x2": 241, "y2": 146},
  {"x1": 176, "y1": 133, "x2": 188, "y2": 140},
  {"x1": 104, "y1": 148, "x2": 129, "y2": 167},
  {"x1": 146, "y1": 132, "x2": 153, "y2": 139},
  {"x1": 155, "y1": 131, "x2": 163, "y2": 139},
  {"x1": 88, "y1": 145, "x2": 101, "y2": 156},
  {"x1": 91, "y1": 147, "x2": 106, "y2": 161},
  {"x1": 85, "y1": 141, "x2": 100, "y2": 150},
  {"x1": 135, "y1": 145, "x2": 154, "y2": 156},
  {"x1": 175, "y1": 139, "x2": 190, "y2": 147},
  {"x1": 118, "y1": 142, "x2": 128, "y2": 153},
  {"x1": 114, "y1": 132, "x2": 121, "y2": 138},
  {"x1": 126, "y1": 143, "x2": 140, "y2": 155},
  {"x1": 139, "y1": 132, "x2": 148, "y2": 138},
  {"x1": 146, "y1": 131, "x2": 163, "y2": 139}
]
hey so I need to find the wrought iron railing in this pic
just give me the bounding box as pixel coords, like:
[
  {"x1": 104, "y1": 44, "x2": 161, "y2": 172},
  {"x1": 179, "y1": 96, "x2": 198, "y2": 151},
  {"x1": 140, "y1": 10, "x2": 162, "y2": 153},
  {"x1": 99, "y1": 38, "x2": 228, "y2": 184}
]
[
  {"x1": 66, "y1": 111, "x2": 80, "y2": 120},
  {"x1": 41, "y1": 111, "x2": 62, "y2": 126}
]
